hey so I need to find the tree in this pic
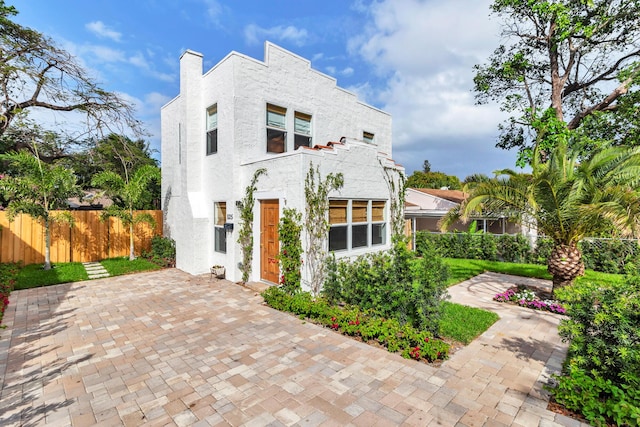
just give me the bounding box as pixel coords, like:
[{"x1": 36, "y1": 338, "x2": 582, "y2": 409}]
[
  {"x1": 441, "y1": 132, "x2": 640, "y2": 295},
  {"x1": 475, "y1": 0, "x2": 640, "y2": 164},
  {"x1": 406, "y1": 170, "x2": 462, "y2": 190},
  {"x1": 422, "y1": 159, "x2": 431, "y2": 173},
  {"x1": 0, "y1": 2, "x2": 142, "y2": 146},
  {"x1": 91, "y1": 165, "x2": 161, "y2": 260},
  {"x1": 0, "y1": 147, "x2": 81, "y2": 270}
]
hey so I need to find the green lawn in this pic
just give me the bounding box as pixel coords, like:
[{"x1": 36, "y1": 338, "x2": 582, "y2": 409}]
[
  {"x1": 444, "y1": 258, "x2": 624, "y2": 286},
  {"x1": 14, "y1": 257, "x2": 161, "y2": 290},
  {"x1": 439, "y1": 301, "x2": 499, "y2": 344}
]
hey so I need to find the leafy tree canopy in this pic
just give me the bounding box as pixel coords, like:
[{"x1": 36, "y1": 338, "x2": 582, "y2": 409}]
[
  {"x1": 475, "y1": 0, "x2": 640, "y2": 165},
  {"x1": 406, "y1": 170, "x2": 462, "y2": 190},
  {"x1": 0, "y1": 1, "x2": 143, "y2": 146}
]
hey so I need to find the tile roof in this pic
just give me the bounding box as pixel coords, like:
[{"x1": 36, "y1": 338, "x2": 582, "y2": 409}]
[{"x1": 410, "y1": 188, "x2": 467, "y2": 204}]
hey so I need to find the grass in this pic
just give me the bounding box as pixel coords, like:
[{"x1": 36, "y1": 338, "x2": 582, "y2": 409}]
[
  {"x1": 439, "y1": 301, "x2": 500, "y2": 344},
  {"x1": 444, "y1": 258, "x2": 624, "y2": 286},
  {"x1": 101, "y1": 257, "x2": 161, "y2": 276},
  {"x1": 14, "y1": 257, "x2": 161, "y2": 290}
]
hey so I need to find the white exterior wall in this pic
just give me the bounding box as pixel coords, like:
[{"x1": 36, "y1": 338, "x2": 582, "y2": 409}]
[{"x1": 161, "y1": 42, "x2": 402, "y2": 286}]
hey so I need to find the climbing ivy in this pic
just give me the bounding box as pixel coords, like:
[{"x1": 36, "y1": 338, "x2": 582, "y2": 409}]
[
  {"x1": 304, "y1": 162, "x2": 344, "y2": 295},
  {"x1": 277, "y1": 207, "x2": 303, "y2": 294},
  {"x1": 380, "y1": 160, "x2": 407, "y2": 239},
  {"x1": 237, "y1": 168, "x2": 266, "y2": 282}
]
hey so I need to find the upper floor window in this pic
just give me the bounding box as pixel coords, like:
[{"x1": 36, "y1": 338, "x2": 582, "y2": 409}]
[
  {"x1": 206, "y1": 105, "x2": 218, "y2": 155},
  {"x1": 363, "y1": 131, "x2": 375, "y2": 144},
  {"x1": 266, "y1": 104, "x2": 286, "y2": 153},
  {"x1": 294, "y1": 111, "x2": 312, "y2": 150}
]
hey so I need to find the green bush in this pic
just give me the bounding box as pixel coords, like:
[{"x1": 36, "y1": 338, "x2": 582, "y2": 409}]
[
  {"x1": 579, "y1": 239, "x2": 639, "y2": 275},
  {"x1": 322, "y1": 239, "x2": 448, "y2": 335},
  {"x1": 277, "y1": 208, "x2": 303, "y2": 294},
  {"x1": 0, "y1": 263, "x2": 19, "y2": 327},
  {"x1": 550, "y1": 266, "x2": 640, "y2": 427},
  {"x1": 144, "y1": 236, "x2": 176, "y2": 267},
  {"x1": 261, "y1": 286, "x2": 450, "y2": 363},
  {"x1": 496, "y1": 234, "x2": 531, "y2": 263}
]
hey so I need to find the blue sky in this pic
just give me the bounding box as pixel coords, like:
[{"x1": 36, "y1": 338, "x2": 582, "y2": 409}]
[{"x1": 11, "y1": 0, "x2": 520, "y2": 179}]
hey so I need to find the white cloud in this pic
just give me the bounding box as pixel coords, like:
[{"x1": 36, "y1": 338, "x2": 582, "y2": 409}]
[
  {"x1": 244, "y1": 24, "x2": 309, "y2": 47},
  {"x1": 341, "y1": 67, "x2": 354, "y2": 77},
  {"x1": 349, "y1": 0, "x2": 514, "y2": 177},
  {"x1": 86, "y1": 21, "x2": 122, "y2": 42}
]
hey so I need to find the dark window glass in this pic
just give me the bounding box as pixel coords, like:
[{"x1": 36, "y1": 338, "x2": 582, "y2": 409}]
[
  {"x1": 294, "y1": 134, "x2": 311, "y2": 150},
  {"x1": 207, "y1": 129, "x2": 218, "y2": 155},
  {"x1": 352, "y1": 224, "x2": 368, "y2": 248},
  {"x1": 372, "y1": 223, "x2": 386, "y2": 245},
  {"x1": 329, "y1": 226, "x2": 348, "y2": 251},
  {"x1": 267, "y1": 128, "x2": 286, "y2": 153},
  {"x1": 215, "y1": 227, "x2": 226, "y2": 253}
]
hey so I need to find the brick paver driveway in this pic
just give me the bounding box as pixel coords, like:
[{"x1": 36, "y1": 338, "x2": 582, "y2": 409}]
[{"x1": 0, "y1": 269, "x2": 588, "y2": 426}]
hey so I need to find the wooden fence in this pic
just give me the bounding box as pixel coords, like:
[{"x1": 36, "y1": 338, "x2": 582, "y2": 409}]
[{"x1": 0, "y1": 210, "x2": 163, "y2": 265}]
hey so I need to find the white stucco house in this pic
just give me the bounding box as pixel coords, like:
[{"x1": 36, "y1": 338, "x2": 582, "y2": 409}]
[{"x1": 161, "y1": 42, "x2": 404, "y2": 287}]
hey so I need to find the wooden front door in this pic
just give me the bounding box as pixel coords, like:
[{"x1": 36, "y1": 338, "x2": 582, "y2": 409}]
[{"x1": 260, "y1": 199, "x2": 280, "y2": 283}]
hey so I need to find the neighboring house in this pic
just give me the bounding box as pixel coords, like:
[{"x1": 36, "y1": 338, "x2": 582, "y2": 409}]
[
  {"x1": 67, "y1": 190, "x2": 113, "y2": 210},
  {"x1": 161, "y1": 42, "x2": 404, "y2": 286},
  {"x1": 405, "y1": 187, "x2": 531, "y2": 235}
]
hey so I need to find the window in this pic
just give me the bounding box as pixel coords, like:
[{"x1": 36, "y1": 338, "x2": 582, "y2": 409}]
[
  {"x1": 363, "y1": 131, "x2": 375, "y2": 144},
  {"x1": 351, "y1": 200, "x2": 368, "y2": 248},
  {"x1": 328, "y1": 199, "x2": 387, "y2": 251},
  {"x1": 329, "y1": 200, "x2": 348, "y2": 251},
  {"x1": 266, "y1": 104, "x2": 286, "y2": 153},
  {"x1": 214, "y1": 202, "x2": 226, "y2": 253},
  {"x1": 294, "y1": 111, "x2": 312, "y2": 149},
  {"x1": 206, "y1": 105, "x2": 218, "y2": 155},
  {"x1": 371, "y1": 200, "x2": 386, "y2": 246}
]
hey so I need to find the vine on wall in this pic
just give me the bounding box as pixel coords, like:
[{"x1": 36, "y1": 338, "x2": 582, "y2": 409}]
[
  {"x1": 380, "y1": 160, "x2": 407, "y2": 239},
  {"x1": 304, "y1": 162, "x2": 344, "y2": 295},
  {"x1": 237, "y1": 168, "x2": 266, "y2": 282},
  {"x1": 277, "y1": 207, "x2": 303, "y2": 294}
]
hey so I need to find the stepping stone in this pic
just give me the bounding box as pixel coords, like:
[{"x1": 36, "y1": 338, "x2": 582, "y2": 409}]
[{"x1": 82, "y1": 262, "x2": 110, "y2": 279}]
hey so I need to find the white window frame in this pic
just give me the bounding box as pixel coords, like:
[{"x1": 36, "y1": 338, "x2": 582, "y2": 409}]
[
  {"x1": 363, "y1": 131, "x2": 375, "y2": 144},
  {"x1": 294, "y1": 111, "x2": 312, "y2": 150},
  {"x1": 266, "y1": 103, "x2": 287, "y2": 153},
  {"x1": 214, "y1": 201, "x2": 227, "y2": 253},
  {"x1": 206, "y1": 105, "x2": 218, "y2": 155},
  {"x1": 328, "y1": 199, "x2": 387, "y2": 252}
]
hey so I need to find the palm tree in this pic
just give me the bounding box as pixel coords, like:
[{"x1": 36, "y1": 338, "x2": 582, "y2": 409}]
[
  {"x1": 91, "y1": 165, "x2": 160, "y2": 260},
  {"x1": 0, "y1": 148, "x2": 80, "y2": 270},
  {"x1": 441, "y1": 142, "x2": 640, "y2": 295}
]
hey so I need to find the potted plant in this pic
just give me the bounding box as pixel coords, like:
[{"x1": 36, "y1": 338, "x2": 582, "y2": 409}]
[{"x1": 211, "y1": 265, "x2": 225, "y2": 279}]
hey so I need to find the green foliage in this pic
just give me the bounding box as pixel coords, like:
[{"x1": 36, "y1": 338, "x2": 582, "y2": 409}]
[
  {"x1": 476, "y1": 0, "x2": 640, "y2": 158},
  {"x1": 0, "y1": 148, "x2": 81, "y2": 269},
  {"x1": 579, "y1": 239, "x2": 639, "y2": 275},
  {"x1": 406, "y1": 170, "x2": 462, "y2": 190},
  {"x1": 380, "y1": 162, "x2": 407, "y2": 238},
  {"x1": 237, "y1": 168, "x2": 266, "y2": 282},
  {"x1": 304, "y1": 163, "x2": 343, "y2": 295},
  {"x1": 261, "y1": 286, "x2": 450, "y2": 363},
  {"x1": 495, "y1": 233, "x2": 532, "y2": 263},
  {"x1": 549, "y1": 271, "x2": 640, "y2": 427},
  {"x1": 277, "y1": 207, "x2": 303, "y2": 294},
  {"x1": 92, "y1": 164, "x2": 161, "y2": 260},
  {"x1": 0, "y1": 262, "x2": 19, "y2": 327},
  {"x1": 321, "y1": 240, "x2": 449, "y2": 335},
  {"x1": 143, "y1": 235, "x2": 176, "y2": 267}
]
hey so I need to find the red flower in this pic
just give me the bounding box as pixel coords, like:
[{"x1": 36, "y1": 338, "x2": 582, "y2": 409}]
[{"x1": 424, "y1": 337, "x2": 429, "y2": 343}]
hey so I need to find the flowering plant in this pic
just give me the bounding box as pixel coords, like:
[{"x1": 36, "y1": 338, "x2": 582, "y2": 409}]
[{"x1": 494, "y1": 285, "x2": 566, "y2": 314}]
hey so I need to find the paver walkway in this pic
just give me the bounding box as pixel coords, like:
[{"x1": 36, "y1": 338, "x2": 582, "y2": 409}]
[{"x1": 0, "y1": 269, "x2": 589, "y2": 426}]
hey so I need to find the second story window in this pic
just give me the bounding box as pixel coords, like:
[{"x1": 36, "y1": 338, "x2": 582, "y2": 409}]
[
  {"x1": 266, "y1": 103, "x2": 286, "y2": 153},
  {"x1": 294, "y1": 111, "x2": 312, "y2": 149},
  {"x1": 363, "y1": 131, "x2": 375, "y2": 144},
  {"x1": 206, "y1": 105, "x2": 218, "y2": 155}
]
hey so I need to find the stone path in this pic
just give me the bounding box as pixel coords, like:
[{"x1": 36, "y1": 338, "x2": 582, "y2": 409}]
[
  {"x1": 82, "y1": 262, "x2": 110, "y2": 279},
  {"x1": 0, "y1": 269, "x2": 590, "y2": 426}
]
